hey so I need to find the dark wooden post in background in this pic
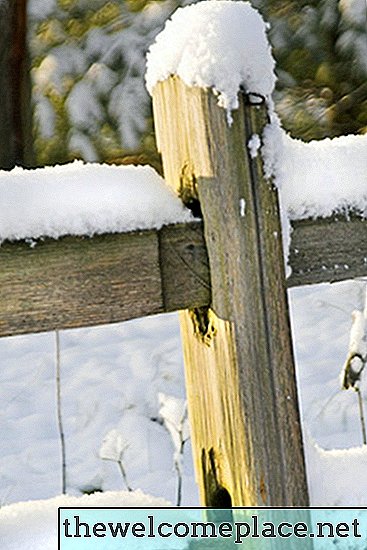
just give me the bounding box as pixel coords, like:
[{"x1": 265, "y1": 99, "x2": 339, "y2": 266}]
[
  {"x1": 0, "y1": 0, "x2": 34, "y2": 169},
  {"x1": 152, "y1": 77, "x2": 309, "y2": 507},
  {"x1": 0, "y1": 0, "x2": 16, "y2": 169},
  {"x1": 9, "y1": 0, "x2": 34, "y2": 167}
]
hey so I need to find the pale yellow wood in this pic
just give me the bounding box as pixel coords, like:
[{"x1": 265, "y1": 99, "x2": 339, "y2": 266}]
[{"x1": 180, "y1": 311, "x2": 257, "y2": 506}]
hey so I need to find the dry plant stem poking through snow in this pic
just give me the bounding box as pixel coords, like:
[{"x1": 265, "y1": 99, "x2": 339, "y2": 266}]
[
  {"x1": 99, "y1": 430, "x2": 133, "y2": 492},
  {"x1": 55, "y1": 331, "x2": 66, "y2": 494},
  {"x1": 158, "y1": 394, "x2": 190, "y2": 506},
  {"x1": 341, "y1": 285, "x2": 367, "y2": 444},
  {"x1": 356, "y1": 388, "x2": 367, "y2": 446}
]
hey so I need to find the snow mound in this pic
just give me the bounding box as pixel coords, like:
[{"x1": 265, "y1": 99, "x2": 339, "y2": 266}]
[
  {"x1": 0, "y1": 161, "x2": 193, "y2": 242},
  {"x1": 263, "y1": 125, "x2": 367, "y2": 220},
  {"x1": 146, "y1": 0, "x2": 276, "y2": 119},
  {"x1": 306, "y1": 433, "x2": 367, "y2": 506},
  {"x1": 0, "y1": 490, "x2": 170, "y2": 550},
  {"x1": 262, "y1": 122, "x2": 367, "y2": 275}
]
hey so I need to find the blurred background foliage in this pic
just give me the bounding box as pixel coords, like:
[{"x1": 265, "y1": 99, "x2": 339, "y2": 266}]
[
  {"x1": 254, "y1": 0, "x2": 367, "y2": 139},
  {"x1": 27, "y1": 0, "x2": 367, "y2": 168}
]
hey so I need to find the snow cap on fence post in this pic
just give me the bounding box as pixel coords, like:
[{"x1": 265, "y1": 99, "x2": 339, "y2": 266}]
[{"x1": 145, "y1": 0, "x2": 276, "y2": 123}]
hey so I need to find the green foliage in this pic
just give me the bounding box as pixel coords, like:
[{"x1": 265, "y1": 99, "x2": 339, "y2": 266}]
[
  {"x1": 34, "y1": 90, "x2": 73, "y2": 166},
  {"x1": 28, "y1": 0, "x2": 367, "y2": 167},
  {"x1": 29, "y1": 0, "x2": 190, "y2": 167},
  {"x1": 255, "y1": 0, "x2": 367, "y2": 140}
]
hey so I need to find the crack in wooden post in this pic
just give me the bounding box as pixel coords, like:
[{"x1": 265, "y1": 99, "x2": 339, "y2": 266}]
[{"x1": 188, "y1": 307, "x2": 217, "y2": 346}]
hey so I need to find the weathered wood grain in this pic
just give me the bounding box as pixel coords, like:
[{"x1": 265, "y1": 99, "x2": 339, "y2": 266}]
[
  {"x1": 1, "y1": 210, "x2": 366, "y2": 340},
  {"x1": 288, "y1": 215, "x2": 367, "y2": 287},
  {"x1": 159, "y1": 221, "x2": 210, "y2": 311},
  {"x1": 153, "y1": 77, "x2": 309, "y2": 508},
  {"x1": 0, "y1": 221, "x2": 210, "y2": 337}
]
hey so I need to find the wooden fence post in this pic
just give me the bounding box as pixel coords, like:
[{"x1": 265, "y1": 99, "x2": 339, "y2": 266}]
[{"x1": 152, "y1": 77, "x2": 309, "y2": 507}]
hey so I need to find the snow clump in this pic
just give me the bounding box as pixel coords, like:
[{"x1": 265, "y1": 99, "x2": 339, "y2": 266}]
[{"x1": 146, "y1": 0, "x2": 276, "y2": 122}]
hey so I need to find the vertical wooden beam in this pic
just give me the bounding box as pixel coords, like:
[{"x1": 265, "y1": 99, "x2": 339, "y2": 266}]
[
  {"x1": 153, "y1": 77, "x2": 309, "y2": 507},
  {"x1": 0, "y1": 0, "x2": 33, "y2": 169},
  {"x1": 0, "y1": 0, "x2": 16, "y2": 169},
  {"x1": 9, "y1": 0, "x2": 34, "y2": 166}
]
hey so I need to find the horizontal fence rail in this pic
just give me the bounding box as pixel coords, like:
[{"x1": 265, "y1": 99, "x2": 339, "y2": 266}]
[
  {"x1": 288, "y1": 215, "x2": 367, "y2": 287},
  {"x1": 0, "y1": 214, "x2": 366, "y2": 337},
  {"x1": 0, "y1": 221, "x2": 209, "y2": 338}
]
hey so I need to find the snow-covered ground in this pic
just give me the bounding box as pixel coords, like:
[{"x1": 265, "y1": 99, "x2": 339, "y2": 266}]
[
  {"x1": 0, "y1": 313, "x2": 196, "y2": 507},
  {"x1": 0, "y1": 490, "x2": 171, "y2": 550},
  {"x1": 291, "y1": 282, "x2": 367, "y2": 506},
  {"x1": 2, "y1": 281, "x2": 367, "y2": 549},
  {"x1": 2, "y1": 280, "x2": 367, "y2": 507}
]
